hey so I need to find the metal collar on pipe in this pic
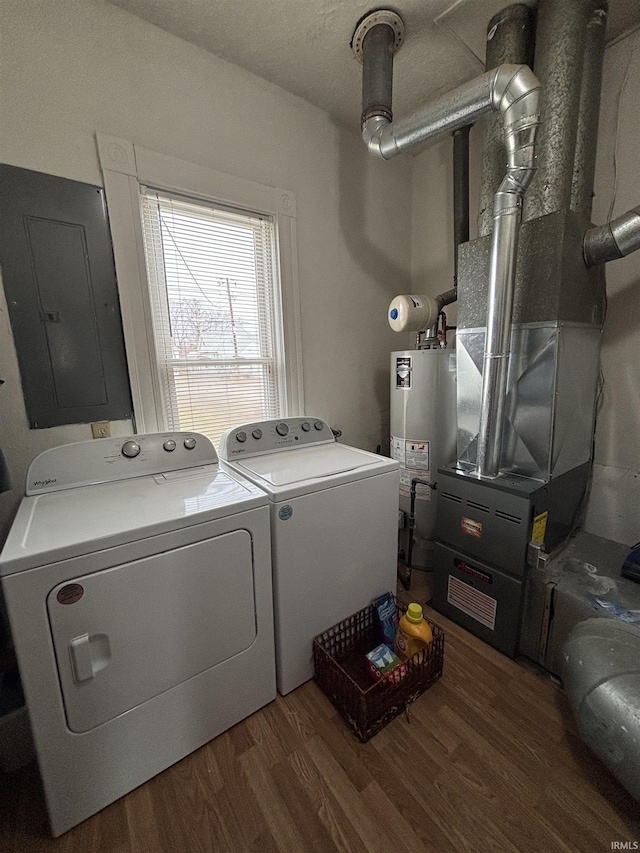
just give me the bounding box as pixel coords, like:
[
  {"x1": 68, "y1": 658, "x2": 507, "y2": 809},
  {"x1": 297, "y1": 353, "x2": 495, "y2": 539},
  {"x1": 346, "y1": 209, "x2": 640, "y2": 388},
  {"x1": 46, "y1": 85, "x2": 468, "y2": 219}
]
[{"x1": 584, "y1": 206, "x2": 640, "y2": 267}]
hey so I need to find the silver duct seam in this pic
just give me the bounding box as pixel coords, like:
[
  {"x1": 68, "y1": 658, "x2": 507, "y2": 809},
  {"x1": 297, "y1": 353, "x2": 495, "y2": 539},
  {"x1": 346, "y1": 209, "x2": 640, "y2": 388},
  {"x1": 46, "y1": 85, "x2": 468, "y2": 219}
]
[
  {"x1": 584, "y1": 206, "x2": 640, "y2": 266},
  {"x1": 360, "y1": 46, "x2": 541, "y2": 478}
]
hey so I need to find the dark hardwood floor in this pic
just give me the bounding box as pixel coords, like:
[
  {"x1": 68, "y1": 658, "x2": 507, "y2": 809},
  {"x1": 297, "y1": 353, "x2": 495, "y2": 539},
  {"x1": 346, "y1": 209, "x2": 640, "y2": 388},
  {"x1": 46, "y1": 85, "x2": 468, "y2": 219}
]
[{"x1": 1, "y1": 581, "x2": 639, "y2": 852}]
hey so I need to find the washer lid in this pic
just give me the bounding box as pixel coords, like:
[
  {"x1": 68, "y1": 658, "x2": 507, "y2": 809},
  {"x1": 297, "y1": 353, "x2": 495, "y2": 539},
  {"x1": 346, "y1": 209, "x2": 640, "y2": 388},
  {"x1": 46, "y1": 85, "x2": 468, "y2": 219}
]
[
  {"x1": 0, "y1": 466, "x2": 266, "y2": 575},
  {"x1": 235, "y1": 443, "x2": 384, "y2": 486}
]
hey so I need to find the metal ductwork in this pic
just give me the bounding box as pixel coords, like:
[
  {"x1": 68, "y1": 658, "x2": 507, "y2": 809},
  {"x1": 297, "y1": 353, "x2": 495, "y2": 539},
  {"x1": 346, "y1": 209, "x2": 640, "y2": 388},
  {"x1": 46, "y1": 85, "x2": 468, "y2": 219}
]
[
  {"x1": 356, "y1": 2, "x2": 640, "y2": 657},
  {"x1": 571, "y1": 2, "x2": 608, "y2": 217},
  {"x1": 584, "y1": 205, "x2": 640, "y2": 266},
  {"x1": 478, "y1": 4, "x2": 535, "y2": 237},
  {"x1": 524, "y1": 0, "x2": 595, "y2": 221},
  {"x1": 475, "y1": 66, "x2": 542, "y2": 477},
  {"x1": 359, "y1": 64, "x2": 540, "y2": 167},
  {"x1": 354, "y1": 13, "x2": 541, "y2": 478}
]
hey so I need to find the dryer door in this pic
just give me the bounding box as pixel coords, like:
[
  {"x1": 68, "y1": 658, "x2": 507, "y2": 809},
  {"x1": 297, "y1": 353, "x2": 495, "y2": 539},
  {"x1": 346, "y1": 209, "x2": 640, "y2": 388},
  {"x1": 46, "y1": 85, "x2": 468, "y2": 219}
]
[{"x1": 47, "y1": 530, "x2": 256, "y2": 732}]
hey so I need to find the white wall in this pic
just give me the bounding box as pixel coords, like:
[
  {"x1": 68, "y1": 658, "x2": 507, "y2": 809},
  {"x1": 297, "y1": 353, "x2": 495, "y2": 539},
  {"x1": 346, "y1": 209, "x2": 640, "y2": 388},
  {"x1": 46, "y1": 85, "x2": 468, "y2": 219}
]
[
  {"x1": 583, "y1": 29, "x2": 640, "y2": 546},
  {"x1": 410, "y1": 31, "x2": 640, "y2": 546},
  {"x1": 0, "y1": 0, "x2": 412, "y2": 540}
]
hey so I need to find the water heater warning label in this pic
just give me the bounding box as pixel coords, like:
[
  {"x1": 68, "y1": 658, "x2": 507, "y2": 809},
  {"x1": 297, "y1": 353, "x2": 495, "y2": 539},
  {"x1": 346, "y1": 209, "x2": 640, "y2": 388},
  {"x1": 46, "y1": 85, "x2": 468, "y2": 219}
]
[{"x1": 390, "y1": 437, "x2": 429, "y2": 471}]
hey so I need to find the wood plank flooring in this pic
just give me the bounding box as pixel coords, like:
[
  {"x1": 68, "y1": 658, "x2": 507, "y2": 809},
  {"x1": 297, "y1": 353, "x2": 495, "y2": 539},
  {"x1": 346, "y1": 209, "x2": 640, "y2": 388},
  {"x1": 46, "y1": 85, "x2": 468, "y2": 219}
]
[{"x1": 1, "y1": 589, "x2": 639, "y2": 852}]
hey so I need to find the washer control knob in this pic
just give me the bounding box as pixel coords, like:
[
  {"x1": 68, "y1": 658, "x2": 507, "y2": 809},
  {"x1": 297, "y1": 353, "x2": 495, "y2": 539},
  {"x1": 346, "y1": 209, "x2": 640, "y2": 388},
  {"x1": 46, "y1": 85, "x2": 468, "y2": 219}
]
[
  {"x1": 314, "y1": 421, "x2": 324, "y2": 431},
  {"x1": 252, "y1": 428, "x2": 263, "y2": 440},
  {"x1": 183, "y1": 437, "x2": 197, "y2": 450},
  {"x1": 121, "y1": 440, "x2": 140, "y2": 458},
  {"x1": 301, "y1": 421, "x2": 311, "y2": 432},
  {"x1": 163, "y1": 439, "x2": 176, "y2": 452},
  {"x1": 236, "y1": 431, "x2": 247, "y2": 443},
  {"x1": 275, "y1": 422, "x2": 289, "y2": 436}
]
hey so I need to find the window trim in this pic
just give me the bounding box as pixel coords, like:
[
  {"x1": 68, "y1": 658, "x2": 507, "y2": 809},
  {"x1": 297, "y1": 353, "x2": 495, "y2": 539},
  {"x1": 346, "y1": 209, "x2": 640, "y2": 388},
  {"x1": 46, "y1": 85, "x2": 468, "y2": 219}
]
[{"x1": 97, "y1": 133, "x2": 304, "y2": 434}]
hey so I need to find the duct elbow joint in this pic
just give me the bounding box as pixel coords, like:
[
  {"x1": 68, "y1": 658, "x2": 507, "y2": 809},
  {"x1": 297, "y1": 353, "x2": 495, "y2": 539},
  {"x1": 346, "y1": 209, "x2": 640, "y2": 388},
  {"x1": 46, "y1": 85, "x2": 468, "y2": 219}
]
[
  {"x1": 362, "y1": 115, "x2": 397, "y2": 159},
  {"x1": 584, "y1": 206, "x2": 640, "y2": 267},
  {"x1": 362, "y1": 116, "x2": 387, "y2": 157},
  {"x1": 492, "y1": 64, "x2": 542, "y2": 196}
]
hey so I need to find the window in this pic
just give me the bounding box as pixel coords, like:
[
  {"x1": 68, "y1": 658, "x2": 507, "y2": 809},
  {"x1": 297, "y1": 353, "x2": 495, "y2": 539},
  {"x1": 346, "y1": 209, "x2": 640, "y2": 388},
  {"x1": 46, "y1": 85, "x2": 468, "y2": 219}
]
[
  {"x1": 140, "y1": 189, "x2": 283, "y2": 446},
  {"x1": 97, "y1": 135, "x2": 303, "y2": 440}
]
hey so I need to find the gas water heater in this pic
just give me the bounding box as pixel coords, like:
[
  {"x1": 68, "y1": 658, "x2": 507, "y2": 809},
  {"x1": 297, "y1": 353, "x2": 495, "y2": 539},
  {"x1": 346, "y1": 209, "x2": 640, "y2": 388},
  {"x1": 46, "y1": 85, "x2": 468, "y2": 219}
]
[{"x1": 388, "y1": 295, "x2": 457, "y2": 572}]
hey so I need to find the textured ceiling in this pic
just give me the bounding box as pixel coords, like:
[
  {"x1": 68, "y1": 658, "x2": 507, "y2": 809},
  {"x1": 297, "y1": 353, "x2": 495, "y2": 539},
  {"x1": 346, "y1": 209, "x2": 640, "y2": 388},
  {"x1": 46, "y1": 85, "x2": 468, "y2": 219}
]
[{"x1": 107, "y1": 0, "x2": 640, "y2": 131}]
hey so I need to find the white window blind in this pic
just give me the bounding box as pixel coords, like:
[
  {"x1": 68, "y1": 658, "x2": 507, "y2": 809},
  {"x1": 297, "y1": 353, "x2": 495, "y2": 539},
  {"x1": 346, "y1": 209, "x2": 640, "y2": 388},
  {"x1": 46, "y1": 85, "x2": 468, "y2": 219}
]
[{"x1": 140, "y1": 188, "x2": 283, "y2": 446}]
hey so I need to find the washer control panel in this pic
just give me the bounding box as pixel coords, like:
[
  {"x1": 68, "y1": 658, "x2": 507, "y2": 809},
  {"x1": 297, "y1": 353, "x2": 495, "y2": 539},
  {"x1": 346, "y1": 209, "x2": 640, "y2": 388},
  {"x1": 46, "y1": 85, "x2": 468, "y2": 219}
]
[
  {"x1": 219, "y1": 418, "x2": 335, "y2": 460},
  {"x1": 26, "y1": 432, "x2": 217, "y2": 494}
]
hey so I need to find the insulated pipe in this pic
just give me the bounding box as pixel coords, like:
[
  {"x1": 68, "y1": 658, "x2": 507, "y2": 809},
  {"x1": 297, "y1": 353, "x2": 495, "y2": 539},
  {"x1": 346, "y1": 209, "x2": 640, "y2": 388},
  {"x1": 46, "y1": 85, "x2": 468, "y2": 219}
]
[
  {"x1": 478, "y1": 4, "x2": 535, "y2": 237},
  {"x1": 584, "y1": 206, "x2": 640, "y2": 266},
  {"x1": 572, "y1": 1, "x2": 608, "y2": 217},
  {"x1": 524, "y1": 0, "x2": 594, "y2": 221}
]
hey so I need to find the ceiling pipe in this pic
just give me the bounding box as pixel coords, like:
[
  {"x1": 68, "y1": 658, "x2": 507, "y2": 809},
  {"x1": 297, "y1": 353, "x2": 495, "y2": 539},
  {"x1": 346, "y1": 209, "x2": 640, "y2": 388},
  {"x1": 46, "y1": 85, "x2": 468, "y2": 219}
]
[
  {"x1": 353, "y1": 12, "x2": 541, "y2": 478},
  {"x1": 360, "y1": 19, "x2": 395, "y2": 125}
]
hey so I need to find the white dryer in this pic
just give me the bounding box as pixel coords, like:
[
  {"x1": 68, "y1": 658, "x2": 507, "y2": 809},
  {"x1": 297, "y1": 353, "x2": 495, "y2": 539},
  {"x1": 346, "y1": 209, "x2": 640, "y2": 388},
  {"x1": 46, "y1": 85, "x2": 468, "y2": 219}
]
[
  {"x1": 219, "y1": 418, "x2": 399, "y2": 695},
  {"x1": 0, "y1": 432, "x2": 275, "y2": 836}
]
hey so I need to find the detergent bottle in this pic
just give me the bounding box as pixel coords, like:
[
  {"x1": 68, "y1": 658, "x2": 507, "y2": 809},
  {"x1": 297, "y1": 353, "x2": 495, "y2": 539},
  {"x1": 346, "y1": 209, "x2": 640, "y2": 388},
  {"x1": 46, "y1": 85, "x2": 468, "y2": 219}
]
[{"x1": 394, "y1": 603, "x2": 433, "y2": 662}]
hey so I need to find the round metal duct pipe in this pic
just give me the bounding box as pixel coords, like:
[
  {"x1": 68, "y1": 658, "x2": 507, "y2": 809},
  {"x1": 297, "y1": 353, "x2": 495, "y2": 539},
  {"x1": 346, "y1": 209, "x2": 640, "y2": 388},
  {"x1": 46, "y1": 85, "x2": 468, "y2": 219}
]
[
  {"x1": 351, "y1": 10, "x2": 404, "y2": 126},
  {"x1": 584, "y1": 205, "x2": 640, "y2": 266},
  {"x1": 563, "y1": 618, "x2": 640, "y2": 801},
  {"x1": 478, "y1": 4, "x2": 535, "y2": 237}
]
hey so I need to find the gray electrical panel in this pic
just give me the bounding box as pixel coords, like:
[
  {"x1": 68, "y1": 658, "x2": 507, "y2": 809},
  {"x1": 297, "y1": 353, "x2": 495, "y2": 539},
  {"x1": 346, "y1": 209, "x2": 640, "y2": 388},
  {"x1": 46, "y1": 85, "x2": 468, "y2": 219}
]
[{"x1": 0, "y1": 165, "x2": 132, "y2": 428}]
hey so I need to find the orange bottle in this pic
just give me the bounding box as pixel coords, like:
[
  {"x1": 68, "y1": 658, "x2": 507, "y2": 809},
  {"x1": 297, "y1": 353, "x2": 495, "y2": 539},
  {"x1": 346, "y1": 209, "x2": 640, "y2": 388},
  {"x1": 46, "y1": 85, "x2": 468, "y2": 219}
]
[{"x1": 394, "y1": 603, "x2": 433, "y2": 662}]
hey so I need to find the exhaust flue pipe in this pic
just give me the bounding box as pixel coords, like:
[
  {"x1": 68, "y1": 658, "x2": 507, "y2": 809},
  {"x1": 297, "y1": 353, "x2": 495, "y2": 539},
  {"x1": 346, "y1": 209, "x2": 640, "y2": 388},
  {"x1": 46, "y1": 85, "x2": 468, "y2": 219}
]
[
  {"x1": 360, "y1": 65, "x2": 539, "y2": 163},
  {"x1": 354, "y1": 13, "x2": 541, "y2": 478},
  {"x1": 478, "y1": 3, "x2": 535, "y2": 237}
]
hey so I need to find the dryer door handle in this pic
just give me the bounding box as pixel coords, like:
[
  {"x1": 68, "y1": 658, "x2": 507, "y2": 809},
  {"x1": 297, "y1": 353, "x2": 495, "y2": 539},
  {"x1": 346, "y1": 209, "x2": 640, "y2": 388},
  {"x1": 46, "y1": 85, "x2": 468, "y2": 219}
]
[
  {"x1": 69, "y1": 634, "x2": 94, "y2": 682},
  {"x1": 69, "y1": 633, "x2": 111, "y2": 683}
]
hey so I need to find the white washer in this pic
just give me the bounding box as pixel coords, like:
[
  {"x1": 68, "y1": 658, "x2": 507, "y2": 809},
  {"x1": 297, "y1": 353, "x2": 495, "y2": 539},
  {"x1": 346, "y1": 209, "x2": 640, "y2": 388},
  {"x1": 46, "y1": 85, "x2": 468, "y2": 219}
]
[
  {"x1": 0, "y1": 432, "x2": 275, "y2": 836},
  {"x1": 219, "y1": 417, "x2": 399, "y2": 695}
]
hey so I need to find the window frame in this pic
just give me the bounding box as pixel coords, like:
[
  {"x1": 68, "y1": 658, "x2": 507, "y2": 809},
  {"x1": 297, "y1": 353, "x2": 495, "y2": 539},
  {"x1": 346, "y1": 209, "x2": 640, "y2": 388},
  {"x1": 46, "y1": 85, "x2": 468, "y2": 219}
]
[{"x1": 97, "y1": 133, "x2": 304, "y2": 434}]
